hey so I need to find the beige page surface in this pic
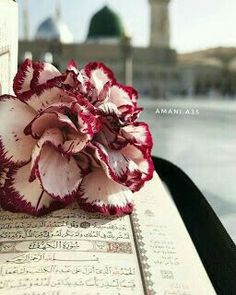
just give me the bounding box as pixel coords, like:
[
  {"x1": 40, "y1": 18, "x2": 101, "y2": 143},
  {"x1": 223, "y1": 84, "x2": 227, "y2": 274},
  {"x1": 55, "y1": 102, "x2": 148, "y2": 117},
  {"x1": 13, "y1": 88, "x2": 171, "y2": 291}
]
[{"x1": 132, "y1": 172, "x2": 216, "y2": 295}]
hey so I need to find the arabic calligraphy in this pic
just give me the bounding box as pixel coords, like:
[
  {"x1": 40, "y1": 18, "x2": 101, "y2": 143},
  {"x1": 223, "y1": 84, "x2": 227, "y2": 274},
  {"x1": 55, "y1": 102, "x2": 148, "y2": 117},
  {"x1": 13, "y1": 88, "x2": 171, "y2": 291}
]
[{"x1": 0, "y1": 205, "x2": 143, "y2": 294}]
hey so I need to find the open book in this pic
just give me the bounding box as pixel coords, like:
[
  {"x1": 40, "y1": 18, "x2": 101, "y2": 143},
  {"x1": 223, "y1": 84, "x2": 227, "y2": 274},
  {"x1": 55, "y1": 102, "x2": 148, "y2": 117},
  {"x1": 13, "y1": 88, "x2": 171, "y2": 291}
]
[{"x1": 0, "y1": 172, "x2": 216, "y2": 295}]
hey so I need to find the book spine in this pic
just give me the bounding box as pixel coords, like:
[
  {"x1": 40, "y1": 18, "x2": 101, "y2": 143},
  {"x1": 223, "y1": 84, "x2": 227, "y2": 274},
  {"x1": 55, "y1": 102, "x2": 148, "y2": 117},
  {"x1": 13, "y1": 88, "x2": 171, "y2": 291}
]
[{"x1": 130, "y1": 211, "x2": 156, "y2": 295}]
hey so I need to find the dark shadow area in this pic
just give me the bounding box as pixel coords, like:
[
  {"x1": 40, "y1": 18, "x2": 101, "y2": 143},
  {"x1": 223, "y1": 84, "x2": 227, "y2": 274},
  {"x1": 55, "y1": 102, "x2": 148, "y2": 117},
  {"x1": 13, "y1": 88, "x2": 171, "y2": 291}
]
[{"x1": 153, "y1": 156, "x2": 236, "y2": 295}]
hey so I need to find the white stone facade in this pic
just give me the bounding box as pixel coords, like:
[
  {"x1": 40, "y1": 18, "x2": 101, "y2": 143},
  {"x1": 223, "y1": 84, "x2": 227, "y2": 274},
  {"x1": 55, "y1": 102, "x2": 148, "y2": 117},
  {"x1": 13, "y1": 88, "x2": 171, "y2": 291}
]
[{"x1": 0, "y1": 0, "x2": 18, "y2": 95}]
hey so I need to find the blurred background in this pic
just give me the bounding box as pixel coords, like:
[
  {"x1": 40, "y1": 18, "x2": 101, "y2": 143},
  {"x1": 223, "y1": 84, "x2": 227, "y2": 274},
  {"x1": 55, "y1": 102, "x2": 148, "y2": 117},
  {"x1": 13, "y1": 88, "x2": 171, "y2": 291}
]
[{"x1": 18, "y1": 0, "x2": 236, "y2": 241}]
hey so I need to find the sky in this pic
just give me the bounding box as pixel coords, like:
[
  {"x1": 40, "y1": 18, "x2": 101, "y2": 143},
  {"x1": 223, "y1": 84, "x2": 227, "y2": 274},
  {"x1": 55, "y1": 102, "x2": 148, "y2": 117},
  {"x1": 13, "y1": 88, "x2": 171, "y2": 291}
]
[{"x1": 18, "y1": 0, "x2": 236, "y2": 53}]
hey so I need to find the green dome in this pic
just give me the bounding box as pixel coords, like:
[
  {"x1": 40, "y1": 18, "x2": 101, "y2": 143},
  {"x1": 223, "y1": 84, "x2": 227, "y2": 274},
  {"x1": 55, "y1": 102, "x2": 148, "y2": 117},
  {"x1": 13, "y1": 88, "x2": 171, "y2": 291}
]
[{"x1": 87, "y1": 6, "x2": 124, "y2": 39}]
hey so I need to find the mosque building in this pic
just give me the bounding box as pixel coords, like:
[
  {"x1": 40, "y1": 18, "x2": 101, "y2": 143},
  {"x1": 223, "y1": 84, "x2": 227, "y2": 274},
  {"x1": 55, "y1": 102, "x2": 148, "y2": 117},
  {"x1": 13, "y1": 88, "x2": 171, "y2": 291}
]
[{"x1": 19, "y1": 0, "x2": 236, "y2": 97}]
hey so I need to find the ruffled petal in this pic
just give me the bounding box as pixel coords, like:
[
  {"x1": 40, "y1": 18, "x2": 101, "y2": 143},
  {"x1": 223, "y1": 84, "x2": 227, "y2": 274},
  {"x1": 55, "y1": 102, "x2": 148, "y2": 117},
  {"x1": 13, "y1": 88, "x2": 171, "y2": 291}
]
[
  {"x1": 74, "y1": 99, "x2": 101, "y2": 139},
  {"x1": 97, "y1": 81, "x2": 111, "y2": 103},
  {"x1": 92, "y1": 142, "x2": 129, "y2": 181},
  {"x1": 98, "y1": 101, "x2": 120, "y2": 116},
  {"x1": 74, "y1": 152, "x2": 93, "y2": 176},
  {"x1": 30, "y1": 128, "x2": 64, "y2": 182},
  {"x1": 0, "y1": 96, "x2": 37, "y2": 165},
  {"x1": 84, "y1": 62, "x2": 116, "y2": 94},
  {"x1": 62, "y1": 133, "x2": 89, "y2": 155},
  {"x1": 25, "y1": 86, "x2": 76, "y2": 112},
  {"x1": 13, "y1": 59, "x2": 34, "y2": 96},
  {"x1": 30, "y1": 128, "x2": 83, "y2": 201},
  {"x1": 109, "y1": 84, "x2": 134, "y2": 108},
  {"x1": 107, "y1": 84, "x2": 142, "y2": 123},
  {"x1": 98, "y1": 124, "x2": 127, "y2": 150},
  {"x1": 37, "y1": 143, "x2": 82, "y2": 201},
  {"x1": 123, "y1": 85, "x2": 139, "y2": 105},
  {"x1": 61, "y1": 61, "x2": 81, "y2": 88},
  {"x1": 120, "y1": 122, "x2": 153, "y2": 153},
  {"x1": 90, "y1": 141, "x2": 154, "y2": 191},
  {"x1": 78, "y1": 168, "x2": 133, "y2": 216},
  {"x1": 13, "y1": 59, "x2": 61, "y2": 98},
  {"x1": 121, "y1": 106, "x2": 143, "y2": 123},
  {"x1": 33, "y1": 62, "x2": 61, "y2": 86},
  {"x1": 1, "y1": 163, "x2": 63, "y2": 216},
  {"x1": 77, "y1": 111, "x2": 100, "y2": 138},
  {"x1": 90, "y1": 142, "x2": 143, "y2": 191},
  {"x1": 62, "y1": 71, "x2": 79, "y2": 88},
  {"x1": 121, "y1": 143, "x2": 154, "y2": 187},
  {"x1": 29, "y1": 97, "x2": 101, "y2": 140},
  {"x1": 80, "y1": 148, "x2": 101, "y2": 169},
  {"x1": 67, "y1": 59, "x2": 79, "y2": 74},
  {"x1": 0, "y1": 165, "x2": 10, "y2": 190},
  {"x1": 24, "y1": 110, "x2": 78, "y2": 139},
  {"x1": 36, "y1": 94, "x2": 100, "y2": 139}
]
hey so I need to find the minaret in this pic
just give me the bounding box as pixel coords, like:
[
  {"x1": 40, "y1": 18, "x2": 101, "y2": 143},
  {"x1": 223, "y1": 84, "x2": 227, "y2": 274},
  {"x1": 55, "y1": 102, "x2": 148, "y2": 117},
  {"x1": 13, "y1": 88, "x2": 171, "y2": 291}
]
[
  {"x1": 55, "y1": 0, "x2": 62, "y2": 20},
  {"x1": 23, "y1": 0, "x2": 29, "y2": 40},
  {"x1": 149, "y1": 0, "x2": 170, "y2": 47}
]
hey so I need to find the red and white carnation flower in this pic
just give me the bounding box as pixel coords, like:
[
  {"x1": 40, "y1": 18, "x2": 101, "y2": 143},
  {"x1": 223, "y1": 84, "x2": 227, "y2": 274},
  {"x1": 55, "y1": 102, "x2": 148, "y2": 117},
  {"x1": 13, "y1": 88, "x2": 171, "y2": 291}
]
[{"x1": 0, "y1": 59, "x2": 154, "y2": 216}]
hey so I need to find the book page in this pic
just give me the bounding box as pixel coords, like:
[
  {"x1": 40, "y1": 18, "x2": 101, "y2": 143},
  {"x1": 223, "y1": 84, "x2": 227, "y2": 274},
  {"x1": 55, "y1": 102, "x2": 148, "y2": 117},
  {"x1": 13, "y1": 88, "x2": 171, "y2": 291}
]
[
  {"x1": 0, "y1": 206, "x2": 144, "y2": 295},
  {"x1": 0, "y1": 172, "x2": 216, "y2": 295},
  {"x1": 132, "y1": 172, "x2": 216, "y2": 295}
]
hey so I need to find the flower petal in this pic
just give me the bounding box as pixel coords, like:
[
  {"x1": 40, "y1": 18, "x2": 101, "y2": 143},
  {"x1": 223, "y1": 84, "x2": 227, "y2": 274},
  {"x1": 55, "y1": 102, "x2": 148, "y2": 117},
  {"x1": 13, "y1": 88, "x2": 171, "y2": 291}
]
[
  {"x1": 120, "y1": 122, "x2": 153, "y2": 153},
  {"x1": 62, "y1": 71, "x2": 79, "y2": 87},
  {"x1": 91, "y1": 142, "x2": 143, "y2": 191},
  {"x1": 0, "y1": 165, "x2": 10, "y2": 190},
  {"x1": 80, "y1": 148, "x2": 101, "y2": 169},
  {"x1": 13, "y1": 59, "x2": 34, "y2": 96},
  {"x1": 77, "y1": 111, "x2": 101, "y2": 139},
  {"x1": 120, "y1": 106, "x2": 143, "y2": 123},
  {"x1": 1, "y1": 163, "x2": 63, "y2": 216},
  {"x1": 63, "y1": 134, "x2": 88, "y2": 155},
  {"x1": 67, "y1": 59, "x2": 79, "y2": 74},
  {"x1": 25, "y1": 86, "x2": 76, "y2": 112},
  {"x1": 108, "y1": 84, "x2": 142, "y2": 123},
  {"x1": 91, "y1": 141, "x2": 154, "y2": 192},
  {"x1": 36, "y1": 62, "x2": 61, "y2": 86},
  {"x1": 84, "y1": 62, "x2": 116, "y2": 94},
  {"x1": 30, "y1": 128, "x2": 64, "y2": 182},
  {"x1": 109, "y1": 84, "x2": 134, "y2": 108},
  {"x1": 25, "y1": 110, "x2": 78, "y2": 139},
  {"x1": 0, "y1": 96, "x2": 37, "y2": 165},
  {"x1": 74, "y1": 152, "x2": 93, "y2": 176},
  {"x1": 78, "y1": 168, "x2": 133, "y2": 216},
  {"x1": 98, "y1": 124, "x2": 127, "y2": 150},
  {"x1": 124, "y1": 85, "x2": 139, "y2": 105},
  {"x1": 37, "y1": 144, "x2": 82, "y2": 201},
  {"x1": 13, "y1": 59, "x2": 61, "y2": 98},
  {"x1": 121, "y1": 143, "x2": 154, "y2": 187},
  {"x1": 92, "y1": 142, "x2": 129, "y2": 181},
  {"x1": 98, "y1": 101, "x2": 120, "y2": 116},
  {"x1": 73, "y1": 99, "x2": 101, "y2": 139},
  {"x1": 97, "y1": 81, "x2": 111, "y2": 103},
  {"x1": 29, "y1": 98, "x2": 101, "y2": 140}
]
